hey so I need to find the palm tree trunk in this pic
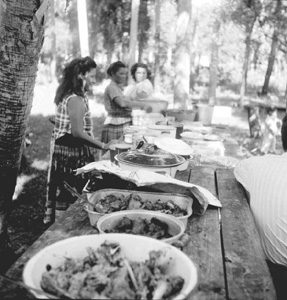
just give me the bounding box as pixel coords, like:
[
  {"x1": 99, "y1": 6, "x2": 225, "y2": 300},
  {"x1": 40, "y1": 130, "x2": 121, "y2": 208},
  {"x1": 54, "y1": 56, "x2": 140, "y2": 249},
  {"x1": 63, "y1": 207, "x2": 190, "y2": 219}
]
[
  {"x1": 208, "y1": 19, "x2": 220, "y2": 106},
  {"x1": 0, "y1": 0, "x2": 46, "y2": 246},
  {"x1": 128, "y1": 0, "x2": 140, "y2": 82},
  {"x1": 173, "y1": 0, "x2": 192, "y2": 109},
  {"x1": 262, "y1": 0, "x2": 281, "y2": 95},
  {"x1": 88, "y1": 0, "x2": 104, "y2": 60},
  {"x1": 240, "y1": 16, "x2": 256, "y2": 107},
  {"x1": 261, "y1": 29, "x2": 279, "y2": 95},
  {"x1": 77, "y1": 0, "x2": 90, "y2": 57},
  {"x1": 153, "y1": 0, "x2": 162, "y2": 95},
  {"x1": 138, "y1": 0, "x2": 148, "y2": 63},
  {"x1": 50, "y1": 0, "x2": 57, "y2": 83}
]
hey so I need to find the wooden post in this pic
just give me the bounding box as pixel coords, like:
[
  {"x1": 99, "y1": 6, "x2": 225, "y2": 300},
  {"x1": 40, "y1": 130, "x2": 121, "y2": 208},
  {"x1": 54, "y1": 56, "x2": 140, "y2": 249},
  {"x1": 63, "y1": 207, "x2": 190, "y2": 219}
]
[
  {"x1": 77, "y1": 0, "x2": 90, "y2": 57},
  {"x1": 128, "y1": 0, "x2": 140, "y2": 82}
]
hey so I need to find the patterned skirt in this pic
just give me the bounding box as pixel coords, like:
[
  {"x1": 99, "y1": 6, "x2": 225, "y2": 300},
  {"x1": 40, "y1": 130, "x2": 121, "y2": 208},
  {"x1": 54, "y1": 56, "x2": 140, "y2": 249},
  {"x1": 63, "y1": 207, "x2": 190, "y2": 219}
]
[
  {"x1": 101, "y1": 121, "x2": 132, "y2": 143},
  {"x1": 44, "y1": 139, "x2": 95, "y2": 224}
]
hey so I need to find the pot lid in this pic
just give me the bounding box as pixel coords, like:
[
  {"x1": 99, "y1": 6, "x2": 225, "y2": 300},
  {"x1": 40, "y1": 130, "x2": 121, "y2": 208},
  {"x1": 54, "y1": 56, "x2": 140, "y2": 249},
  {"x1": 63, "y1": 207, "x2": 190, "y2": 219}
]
[
  {"x1": 116, "y1": 146, "x2": 185, "y2": 167},
  {"x1": 154, "y1": 137, "x2": 194, "y2": 156}
]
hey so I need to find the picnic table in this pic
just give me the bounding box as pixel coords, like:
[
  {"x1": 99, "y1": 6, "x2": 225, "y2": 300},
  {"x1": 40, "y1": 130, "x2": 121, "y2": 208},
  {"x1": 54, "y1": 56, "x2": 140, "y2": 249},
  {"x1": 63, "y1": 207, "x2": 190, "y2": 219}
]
[{"x1": 1, "y1": 159, "x2": 276, "y2": 299}]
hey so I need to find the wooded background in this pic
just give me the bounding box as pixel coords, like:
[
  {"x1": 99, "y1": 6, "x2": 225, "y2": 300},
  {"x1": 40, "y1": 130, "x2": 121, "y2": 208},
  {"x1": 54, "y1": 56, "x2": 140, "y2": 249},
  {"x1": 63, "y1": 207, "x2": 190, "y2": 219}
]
[
  {"x1": 41, "y1": 0, "x2": 287, "y2": 108},
  {"x1": 1, "y1": 0, "x2": 287, "y2": 218}
]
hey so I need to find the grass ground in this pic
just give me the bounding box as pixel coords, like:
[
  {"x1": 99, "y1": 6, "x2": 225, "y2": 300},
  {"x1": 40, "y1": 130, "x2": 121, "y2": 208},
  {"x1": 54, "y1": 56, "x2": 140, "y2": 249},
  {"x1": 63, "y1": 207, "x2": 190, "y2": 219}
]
[{"x1": 4, "y1": 81, "x2": 286, "y2": 274}]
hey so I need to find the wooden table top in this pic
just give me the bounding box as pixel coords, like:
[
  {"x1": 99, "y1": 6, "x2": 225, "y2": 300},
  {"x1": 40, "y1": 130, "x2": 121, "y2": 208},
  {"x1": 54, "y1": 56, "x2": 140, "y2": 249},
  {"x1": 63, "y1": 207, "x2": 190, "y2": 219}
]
[{"x1": 1, "y1": 163, "x2": 276, "y2": 299}]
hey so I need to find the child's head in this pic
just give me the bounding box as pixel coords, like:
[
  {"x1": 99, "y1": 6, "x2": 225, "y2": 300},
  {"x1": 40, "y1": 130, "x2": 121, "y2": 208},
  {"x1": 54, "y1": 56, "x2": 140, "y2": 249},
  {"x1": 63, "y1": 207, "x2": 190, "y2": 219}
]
[{"x1": 266, "y1": 107, "x2": 277, "y2": 119}]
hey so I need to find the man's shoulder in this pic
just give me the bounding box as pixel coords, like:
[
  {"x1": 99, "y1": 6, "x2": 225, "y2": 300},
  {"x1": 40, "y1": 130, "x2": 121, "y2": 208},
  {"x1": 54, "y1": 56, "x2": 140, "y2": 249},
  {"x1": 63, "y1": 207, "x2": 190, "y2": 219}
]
[{"x1": 236, "y1": 154, "x2": 286, "y2": 170}]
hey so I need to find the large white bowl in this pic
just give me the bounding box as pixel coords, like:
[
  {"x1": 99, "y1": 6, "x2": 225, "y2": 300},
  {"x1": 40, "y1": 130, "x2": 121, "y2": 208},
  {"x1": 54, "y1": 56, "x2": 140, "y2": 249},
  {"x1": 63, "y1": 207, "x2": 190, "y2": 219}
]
[
  {"x1": 138, "y1": 99, "x2": 169, "y2": 113},
  {"x1": 97, "y1": 210, "x2": 185, "y2": 244},
  {"x1": 23, "y1": 234, "x2": 197, "y2": 299}
]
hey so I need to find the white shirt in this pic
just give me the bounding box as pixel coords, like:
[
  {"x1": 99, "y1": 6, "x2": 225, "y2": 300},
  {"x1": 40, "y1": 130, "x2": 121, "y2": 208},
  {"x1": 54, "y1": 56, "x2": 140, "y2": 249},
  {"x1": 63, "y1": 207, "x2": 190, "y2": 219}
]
[
  {"x1": 124, "y1": 79, "x2": 153, "y2": 100},
  {"x1": 234, "y1": 153, "x2": 287, "y2": 265}
]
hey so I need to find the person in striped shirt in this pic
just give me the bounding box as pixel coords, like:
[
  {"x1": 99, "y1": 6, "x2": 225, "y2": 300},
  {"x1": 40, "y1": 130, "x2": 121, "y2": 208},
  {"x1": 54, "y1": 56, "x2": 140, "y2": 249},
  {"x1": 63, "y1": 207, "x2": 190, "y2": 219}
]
[
  {"x1": 44, "y1": 57, "x2": 113, "y2": 225},
  {"x1": 234, "y1": 114, "x2": 287, "y2": 300},
  {"x1": 101, "y1": 61, "x2": 152, "y2": 143}
]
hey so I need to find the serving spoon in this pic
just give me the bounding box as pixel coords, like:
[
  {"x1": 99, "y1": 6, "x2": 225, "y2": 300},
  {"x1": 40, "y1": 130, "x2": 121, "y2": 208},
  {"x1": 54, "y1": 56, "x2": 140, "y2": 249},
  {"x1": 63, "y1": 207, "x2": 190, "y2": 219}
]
[
  {"x1": 63, "y1": 181, "x2": 102, "y2": 212},
  {"x1": 0, "y1": 273, "x2": 61, "y2": 299}
]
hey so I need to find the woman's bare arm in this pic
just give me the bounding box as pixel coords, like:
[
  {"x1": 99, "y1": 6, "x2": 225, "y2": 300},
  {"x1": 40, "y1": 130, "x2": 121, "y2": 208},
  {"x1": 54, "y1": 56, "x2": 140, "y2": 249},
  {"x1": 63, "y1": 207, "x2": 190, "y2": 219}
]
[
  {"x1": 68, "y1": 96, "x2": 109, "y2": 149},
  {"x1": 114, "y1": 95, "x2": 152, "y2": 112}
]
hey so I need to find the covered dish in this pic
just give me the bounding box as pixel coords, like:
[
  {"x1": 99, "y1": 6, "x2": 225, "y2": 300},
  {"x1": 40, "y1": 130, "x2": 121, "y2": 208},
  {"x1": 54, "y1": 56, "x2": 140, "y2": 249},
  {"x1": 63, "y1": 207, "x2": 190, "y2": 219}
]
[
  {"x1": 115, "y1": 146, "x2": 188, "y2": 177},
  {"x1": 116, "y1": 146, "x2": 185, "y2": 167}
]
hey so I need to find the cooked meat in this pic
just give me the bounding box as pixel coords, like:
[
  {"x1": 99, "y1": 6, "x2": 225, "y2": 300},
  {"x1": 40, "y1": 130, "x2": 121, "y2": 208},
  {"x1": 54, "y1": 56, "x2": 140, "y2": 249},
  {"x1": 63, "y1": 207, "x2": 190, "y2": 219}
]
[
  {"x1": 142, "y1": 199, "x2": 186, "y2": 217},
  {"x1": 105, "y1": 217, "x2": 171, "y2": 240},
  {"x1": 127, "y1": 193, "x2": 144, "y2": 210},
  {"x1": 132, "y1": 218, "x2": 147, "y2": 234},
  {"x1": 41, "y1": 243, "x2": 184, "y2": 299},
  {"x1": 94, "y1": 193, "x2": 128, "y2": 213},
  {"x1": 116, "y1": 216, "x2": 133, "y2": 231}
]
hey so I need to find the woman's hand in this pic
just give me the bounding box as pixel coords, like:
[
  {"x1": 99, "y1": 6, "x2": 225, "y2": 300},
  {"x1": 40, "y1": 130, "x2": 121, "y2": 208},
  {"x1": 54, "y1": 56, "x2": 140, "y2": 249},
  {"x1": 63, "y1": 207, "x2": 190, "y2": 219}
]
[{"x1": 102, "y1": 140, "x2": 118, "y2": 150}]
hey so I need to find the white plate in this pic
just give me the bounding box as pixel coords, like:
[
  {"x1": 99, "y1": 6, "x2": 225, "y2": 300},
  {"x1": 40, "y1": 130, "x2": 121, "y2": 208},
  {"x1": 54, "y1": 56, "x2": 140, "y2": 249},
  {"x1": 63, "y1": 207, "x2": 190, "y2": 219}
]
[{"x1": 154, "y1": 137, "x2": 194, "y2": 156}]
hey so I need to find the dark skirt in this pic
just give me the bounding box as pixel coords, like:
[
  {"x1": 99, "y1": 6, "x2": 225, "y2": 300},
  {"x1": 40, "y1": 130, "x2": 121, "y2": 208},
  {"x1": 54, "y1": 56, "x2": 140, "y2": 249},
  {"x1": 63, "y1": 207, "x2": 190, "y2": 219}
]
[
  {"x1": 44, "y1": 138, "x2": 95, "y2": 224},
  {"x1": 101, "y1": 121, "x2": 132, "y2": 143}
]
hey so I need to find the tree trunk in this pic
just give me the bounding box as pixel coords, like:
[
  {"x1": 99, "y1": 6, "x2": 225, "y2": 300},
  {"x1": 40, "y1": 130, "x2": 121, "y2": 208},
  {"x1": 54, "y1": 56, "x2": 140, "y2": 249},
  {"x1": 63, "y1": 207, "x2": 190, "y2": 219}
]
[
  {"x1": 50, "y1": 0, "x2": 57, "y2": 83},
  {"x1": 284, "y1": 53, "x2": 287, "y2": 105},
  {"x1": 0, "y1": 0, "x2": 46, "y2": 245},
  {"x1": 153, "y1": 0, "x2": 161, "y2": 95},
  {"x1": 128, "y1": 0, "x2": 140, "y2": 82},
  {"x1": 240, "y1": 15, "x2": 256, "y2": 107},
  {"x1": 261, "y1": 29, "x2": 279, "y2": 95},
  {"x1": 189, "y1": 18, "x2": 198, "y2": 93},
  {"x1": 77, "y1": 0, "x2": 90, "y2": 57},
  {"x1": 173, "y1": 0, "x2": 192, "y2": 109},
  {"x1": 67, "y1": 1, "x2": 80, "y2": 57},
  {"x1": 138, "y1": 0, "x2": 148, "y2": 63},
  {"x1": 262, "y1": 0, "x2": 281, "y2": 96},
  {"x1": 208, "y1": 19, "x2": 220, "y2": 106},
  {"x1": 88, "y1": 0, "x2": 104, "y2": 60}
]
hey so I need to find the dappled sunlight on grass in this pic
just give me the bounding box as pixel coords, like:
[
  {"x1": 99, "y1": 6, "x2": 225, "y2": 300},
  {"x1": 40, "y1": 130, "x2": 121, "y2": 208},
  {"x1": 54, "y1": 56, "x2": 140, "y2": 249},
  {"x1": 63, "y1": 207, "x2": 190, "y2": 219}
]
[
  {"x1": 31, "y1": 159, "x2": 49, "y2": 171},
  {"x1": 12, "y1": 174, "x2": 36, "y2": 201}
]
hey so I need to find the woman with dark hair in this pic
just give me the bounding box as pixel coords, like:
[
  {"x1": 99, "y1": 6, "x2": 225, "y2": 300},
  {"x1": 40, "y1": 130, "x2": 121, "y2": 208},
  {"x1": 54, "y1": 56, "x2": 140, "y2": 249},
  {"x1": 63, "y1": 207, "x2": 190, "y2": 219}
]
[
  {"x1": 44, "y1": 56, "x2": 111, "y2": 224},
  {"x1": 124, "y1": 62, "x2": 154, "y2": 100},
  {"x1": 101, "y1": 61, "x2": 152, "y2": 143}
]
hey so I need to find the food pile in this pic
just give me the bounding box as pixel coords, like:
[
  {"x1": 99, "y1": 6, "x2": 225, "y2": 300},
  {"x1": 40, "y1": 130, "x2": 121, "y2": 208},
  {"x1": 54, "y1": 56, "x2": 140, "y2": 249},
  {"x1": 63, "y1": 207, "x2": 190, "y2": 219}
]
[
  {"x1": 104, "y1": 216, "x2": 172, "y2": 239},
  {"x1": 93, "y1": 192, "x2": 187, "y2": 217},
  {"x1": 41, "y1": 241, "x2": 184, "y2": 299}
]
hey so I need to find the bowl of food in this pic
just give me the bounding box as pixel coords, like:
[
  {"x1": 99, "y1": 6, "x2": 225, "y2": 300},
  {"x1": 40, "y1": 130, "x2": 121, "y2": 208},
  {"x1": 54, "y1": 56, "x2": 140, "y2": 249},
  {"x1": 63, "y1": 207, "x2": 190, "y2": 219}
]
[
  {"x1": 23, "y1": 234, "x2": 197, "y2": 299},
  {"x1": 138, "y1": 99, "x2": 169, "y2": 113},
  {"x1": 97, "y1": 210, "x2": 185, "y2": 244},
  {"x1": 84, "y1": 189, "x2": 193, "y2": 228}
]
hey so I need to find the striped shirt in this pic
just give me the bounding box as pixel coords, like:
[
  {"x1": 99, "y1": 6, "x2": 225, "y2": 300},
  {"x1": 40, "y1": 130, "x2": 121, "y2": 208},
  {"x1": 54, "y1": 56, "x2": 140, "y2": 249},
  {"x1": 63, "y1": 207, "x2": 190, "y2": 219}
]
[
  {"x1": 234, "y1": 153, "x2": 287, "y2": 265},
  {"x1": 104, "y1": 80, "x2": 131, "y2": 125},
  {"x1": 52, "y1": 94, "x2": 94, "y2": 141}
]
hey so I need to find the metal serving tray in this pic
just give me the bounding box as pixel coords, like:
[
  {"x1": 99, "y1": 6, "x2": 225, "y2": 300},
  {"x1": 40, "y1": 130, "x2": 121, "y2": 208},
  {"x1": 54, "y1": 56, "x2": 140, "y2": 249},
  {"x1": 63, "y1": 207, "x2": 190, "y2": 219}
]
[{"x1": 84, "y1": 188, "x2": 193, "y2": 229}]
